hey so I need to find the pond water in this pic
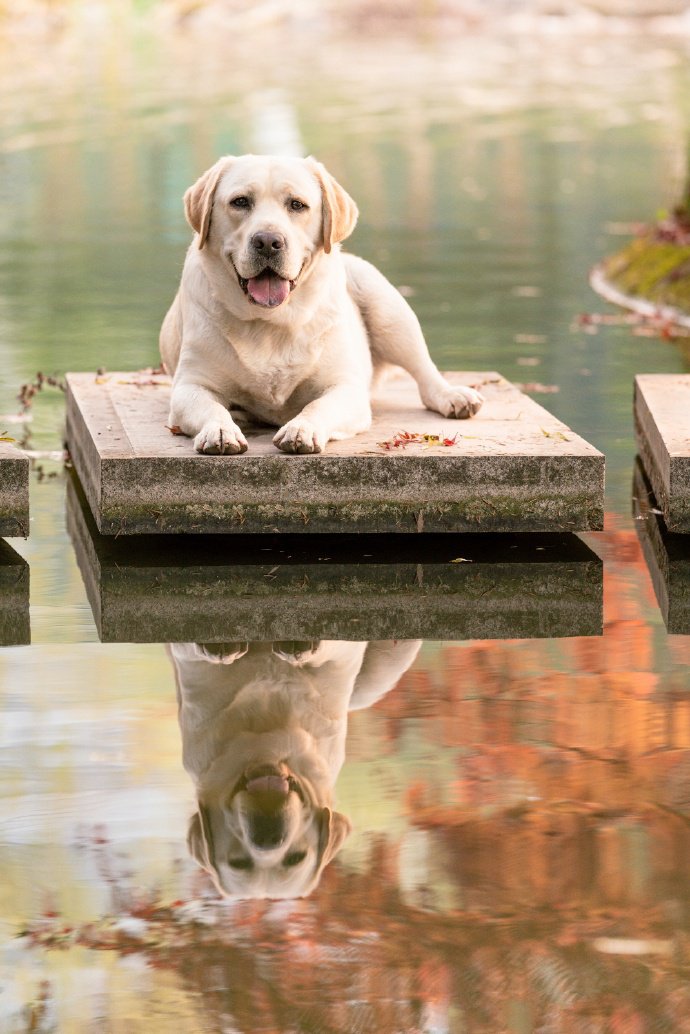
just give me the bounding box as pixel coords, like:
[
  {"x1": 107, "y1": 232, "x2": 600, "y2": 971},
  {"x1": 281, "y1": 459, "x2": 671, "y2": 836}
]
[{"x1": 2, "y1": 9, "x2": 690, "y2": 1032}]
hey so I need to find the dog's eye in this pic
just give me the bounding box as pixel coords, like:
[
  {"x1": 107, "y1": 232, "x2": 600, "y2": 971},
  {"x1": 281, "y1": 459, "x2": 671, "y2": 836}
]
[
  {"x1": 288, "y1": 199, "x2": 308, "y2": 212},
  {"x1": 230, "y1": 196, "x2": 251, "y2": 209},
  {"x1": 228, "y1": 857, "x2": 254, "y2": 870},
  {"x1": 283, "y1": 851, "x2": 307, "y2": 867}
]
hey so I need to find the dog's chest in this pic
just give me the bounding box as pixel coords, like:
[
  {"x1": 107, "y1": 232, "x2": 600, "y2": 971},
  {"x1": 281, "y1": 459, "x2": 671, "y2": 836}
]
[
  {"x1": 229, "y1": 337, "x2": 319, "y2": 415},
  {"x1": 250, "y1": 361, "x2": 303, "y2": 407}
]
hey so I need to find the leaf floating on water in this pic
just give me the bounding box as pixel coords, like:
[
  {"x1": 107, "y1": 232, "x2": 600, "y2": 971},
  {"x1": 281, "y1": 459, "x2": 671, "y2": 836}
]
[{"x1": 515, "y1": 382, "x2": 560, "y2": 394}]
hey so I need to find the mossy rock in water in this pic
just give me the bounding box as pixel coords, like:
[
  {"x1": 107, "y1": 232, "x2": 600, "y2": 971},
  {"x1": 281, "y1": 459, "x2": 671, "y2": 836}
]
[{"x1": 593, "y1": 228, "x2": 690, "y2": 325}]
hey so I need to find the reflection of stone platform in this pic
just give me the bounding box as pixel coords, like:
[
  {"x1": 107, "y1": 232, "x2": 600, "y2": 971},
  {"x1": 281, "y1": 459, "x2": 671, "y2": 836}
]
[
  {"x1": 65, "y1": 371, "x2": 604, "y2": 536},
  {"x1": 0, "y1": 538, "x2": 30, "y2": 645},
  {"x1": 635, "y1": 374, "x2": 690, "y2": 533},
  {"x1": 0, "y1": 441, "x2": 29, "y2": 538},
  {"x1": 633, "y1": 458, "x2": 690, "y2": 635},
  {"x1": 67, "y1": 473, "x2": 603, "y2": 643}
]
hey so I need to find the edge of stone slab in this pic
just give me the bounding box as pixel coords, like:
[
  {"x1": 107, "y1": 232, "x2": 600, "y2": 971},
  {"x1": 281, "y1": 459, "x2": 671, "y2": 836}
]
[
  {"x1": 0, "y1": 442, "x2": 30, "y2": 538},
  {"x1": 65, "y1": 379, "x2": 105, "y2": 532},
  {"x1": 634, "y1": 375, "x2": 690, "y2": 533}
]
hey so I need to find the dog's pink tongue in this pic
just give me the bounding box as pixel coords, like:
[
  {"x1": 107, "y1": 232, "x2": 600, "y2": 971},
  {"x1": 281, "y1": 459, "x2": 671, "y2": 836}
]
[
  {"x1": 246, "y1": 775, "x2": 290, "y2": 796},
  {"x1": 247, "y1": 271, "x2": 290, "y2": 308}
]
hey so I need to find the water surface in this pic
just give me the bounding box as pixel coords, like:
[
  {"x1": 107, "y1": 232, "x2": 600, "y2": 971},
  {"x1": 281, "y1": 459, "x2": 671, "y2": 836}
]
[{"x1": 2, "y1": 11, "x2": 690, "y2": 1032}]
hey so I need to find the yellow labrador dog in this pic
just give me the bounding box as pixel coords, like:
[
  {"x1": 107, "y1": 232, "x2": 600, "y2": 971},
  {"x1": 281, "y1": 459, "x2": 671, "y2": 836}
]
[
  {"x1": 160, "y1": 154, "x2": 483, "y2": 454},
  {"x1": 171, "y1": 639, "x2": 421, "y2": 898}
]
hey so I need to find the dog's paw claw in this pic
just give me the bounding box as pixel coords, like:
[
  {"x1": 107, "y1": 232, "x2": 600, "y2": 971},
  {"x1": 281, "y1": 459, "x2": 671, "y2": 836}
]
[
  {"x1": 273, "y1": 419, "x2": 324, "y2": 454},
  {"x1": 194, "y1": 642, "x2": 249, "y2": 664},
  {"x1": 272, "y1": 640, "x2": 322, "y2": 663},
  {"x1": 194, "y1": 422, "x2": 248, "y2": 455},
  {"x1": 430, "y1": 385, "x2": 484, "y2": 420}
]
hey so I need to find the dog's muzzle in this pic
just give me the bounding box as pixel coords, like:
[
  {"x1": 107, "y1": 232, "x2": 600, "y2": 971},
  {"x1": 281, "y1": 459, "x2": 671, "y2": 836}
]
[{"x1": 233, "y1": 260, "x2": 303, "y2": 309}]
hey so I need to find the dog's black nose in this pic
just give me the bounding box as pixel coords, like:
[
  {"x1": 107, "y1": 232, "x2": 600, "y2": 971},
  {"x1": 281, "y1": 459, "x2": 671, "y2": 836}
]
[
  {"x1": 249, "y1": 813, "x2": 285, "y2": 850},
  {"x1": 250, "y1": 231, "x2": 286, "y2": 253}
]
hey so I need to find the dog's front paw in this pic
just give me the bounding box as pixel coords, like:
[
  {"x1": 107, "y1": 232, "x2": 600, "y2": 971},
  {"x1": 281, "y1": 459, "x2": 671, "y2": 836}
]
[
  {"x1": 273, "y1": 419, "x2": 325, "y2": 454},
  {"x1": 194, "y1": 420, "x2": 248, "y2": 455},
  {"x1": 427, "y1": 384, "x2": 484, "y2": 420}
]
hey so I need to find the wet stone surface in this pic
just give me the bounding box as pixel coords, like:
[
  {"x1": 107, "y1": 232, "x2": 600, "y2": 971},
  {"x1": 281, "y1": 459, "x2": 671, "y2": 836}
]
[{"x1": 65, "y1": 371, "x2": 604, "y2": 535}]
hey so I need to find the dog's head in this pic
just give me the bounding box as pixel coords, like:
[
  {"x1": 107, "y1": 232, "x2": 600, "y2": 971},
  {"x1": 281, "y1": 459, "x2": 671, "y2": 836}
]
[
  {"x1": 183, "y1": 154, "x2": 358, "y2": 313},
  {"x1": 187, "y1": 761, "x2": 352, "y2": 899}
]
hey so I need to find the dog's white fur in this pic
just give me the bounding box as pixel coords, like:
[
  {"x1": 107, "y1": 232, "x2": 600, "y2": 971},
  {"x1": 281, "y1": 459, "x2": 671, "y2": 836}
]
[
  {"x1": 171, "y1": 639, "x2": 421, "y2": 899},
  {"x1": 160, "y1": 154, "x2": 483, "y2": 454}
]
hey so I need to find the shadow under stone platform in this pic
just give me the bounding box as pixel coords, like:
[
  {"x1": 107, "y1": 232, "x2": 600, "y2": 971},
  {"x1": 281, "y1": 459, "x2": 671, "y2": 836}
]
[{"x1": 66, "y1": 472, "x2": 603, "y2": 643}]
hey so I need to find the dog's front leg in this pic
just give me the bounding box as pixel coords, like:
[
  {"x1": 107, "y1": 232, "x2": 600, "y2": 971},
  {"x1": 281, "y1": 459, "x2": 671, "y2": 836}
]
[
  {"x1": 273, "y1": 385, "x2": 371, "y2": 454},
  {"x1": 169, "y1": 381, "x2": 248, "y2": 455}
]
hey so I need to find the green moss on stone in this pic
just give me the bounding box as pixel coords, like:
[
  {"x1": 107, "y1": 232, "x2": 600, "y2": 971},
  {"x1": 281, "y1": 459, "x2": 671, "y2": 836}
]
[{"x1": 601, "y1": 234, "x2": 690, "y2": 313}]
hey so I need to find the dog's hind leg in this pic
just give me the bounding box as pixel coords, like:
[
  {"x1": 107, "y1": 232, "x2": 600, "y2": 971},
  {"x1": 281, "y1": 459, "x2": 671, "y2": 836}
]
[
  {"x1": 343, "y1": 253, "x2": 483, "y2": 419},
  {"x1": 348, "y1": 640, "x2": 422, "y2": 712}
]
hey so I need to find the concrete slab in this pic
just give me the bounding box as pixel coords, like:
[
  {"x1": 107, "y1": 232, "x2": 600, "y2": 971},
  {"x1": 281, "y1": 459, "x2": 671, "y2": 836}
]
[
  {"x1": 0, "y1": 538, "x2": 30, "y2": 645},
  {"x1": 65, "y1": 370, "x2": 604, "y2": 536},
  {"x1": 66, "y1": 472, "x2": 603, "y2": 643},
  {"x1": 633, "y1": 458, "x2": 690, "y2": 634},
  {"x1": 634, "y1": 374, "x2": 690, "y2": 533},
  {"x1": 0, "y1": 441, "x2": 29, "y2": 538}
]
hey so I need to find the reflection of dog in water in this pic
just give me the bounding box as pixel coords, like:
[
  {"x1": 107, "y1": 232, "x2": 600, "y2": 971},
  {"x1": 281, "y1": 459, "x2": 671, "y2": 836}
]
[{"x1": 170, "y1": 639, "x2": 421, "y2": 899}]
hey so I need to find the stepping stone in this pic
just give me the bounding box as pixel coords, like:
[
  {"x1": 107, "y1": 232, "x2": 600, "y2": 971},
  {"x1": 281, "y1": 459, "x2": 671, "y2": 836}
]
[
  {"x1": 67, "y1": 473, "x2": 603, "y2": 642},
  {"x1": 633, "y1": 458, "x2": 690, "y2": 634},
  {"x1": 0, "y1": 538, "x2": 30, "y2": 645},
  {"x1": 0, "y1": 441, "x2": 29, "y2": 538},
  {"x1": 635, "y1": 374, "x2": 690, "y2": 533},
  {"x1": 65, "y1": 370, "x2": 604, "y2": 536}
]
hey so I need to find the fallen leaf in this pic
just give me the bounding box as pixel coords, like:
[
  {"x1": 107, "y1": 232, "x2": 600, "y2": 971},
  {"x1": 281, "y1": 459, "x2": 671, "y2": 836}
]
[
  {"x1": 378, "y1": 430, "x2": 459, "y2": 450},
  {"x1": 540, "y1": 427, "x2": 570, "y2": 441},
  {"x1": 515, "y1": 382, "x2": 560, "y2": 394}
]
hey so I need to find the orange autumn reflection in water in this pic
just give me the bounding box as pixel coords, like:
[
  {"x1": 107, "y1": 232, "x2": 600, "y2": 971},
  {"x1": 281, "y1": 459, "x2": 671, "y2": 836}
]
[{"x1": 18, "y1": 525, "x2": 690, "y2": 1033}]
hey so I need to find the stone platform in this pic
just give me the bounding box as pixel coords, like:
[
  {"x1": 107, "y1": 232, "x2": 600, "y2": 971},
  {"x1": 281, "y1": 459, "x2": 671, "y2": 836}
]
[
  {"x1": 0, "y1": 538, "x2": 30, "y2": 645},
  {"x1": 0, "y1": 441, "x2": 29, "y2": 538},
  {"x1": 66, "y1": 473, "x2": 603, "y2": 643},
  {"x1": 635, "y1": 374, "x2": 690, "y2": 533},
  {"x1": 65, "y1": 371, "x2": 604, "y2": 536},
  {"x1": 633, "y1": 458, "x2": 690, "y2": 634}
]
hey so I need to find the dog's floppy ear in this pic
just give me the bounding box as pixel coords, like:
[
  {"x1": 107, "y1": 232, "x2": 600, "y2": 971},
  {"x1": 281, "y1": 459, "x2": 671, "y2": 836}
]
[
  {"x1": 187, "y1": 805, "x2": 218, "y2": 877},
  {"x1": 306, "y1": 806, "x2": 351, "y2": 893},
  {"x1": 307, "y1": 158, "x2": 358, "y2": 254},
  {"x1": 184, "y1": 157, "x2": 234, "y2": 250}
]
